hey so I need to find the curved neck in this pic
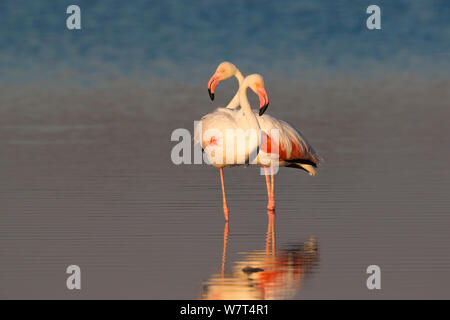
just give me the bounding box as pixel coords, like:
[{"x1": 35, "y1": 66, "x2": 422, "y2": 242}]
[
  {"x1": 235, "y1": 69, "x2": 244, "y2": 86},
  {"x1": 225, "y1": 69, "x2": 245, "y2": 109},
  {"x1": 239, "y1": 83, "x2": 260, "y2": 130}
]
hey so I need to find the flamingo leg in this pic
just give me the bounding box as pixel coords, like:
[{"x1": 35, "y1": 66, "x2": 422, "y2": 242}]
[
  {"x1": 264, "y1": 166, "x2": 271, "y2": 197},
  {"x1": 219, "y1": 168, "x2": 229, "y2": 221},
  {"x1": 263, "y1": 166, "x2": 275, "y2": 211}
]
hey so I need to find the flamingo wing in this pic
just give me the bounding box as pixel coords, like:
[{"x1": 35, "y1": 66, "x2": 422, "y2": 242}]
[
  {"x1": 194, "y1": 108, "x2": 239, "y2": 149},
  {"x1": 256, "y1": 112, "x2": 320, "y2": 175}
]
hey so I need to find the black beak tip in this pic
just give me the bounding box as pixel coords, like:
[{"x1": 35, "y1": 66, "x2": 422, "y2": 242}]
[
  {"x1": 208, "y1": 89, "x2": 214, "y2": 101},
  {"x1": 259, "y1": 103, "x2": 269, "y2": 116}
]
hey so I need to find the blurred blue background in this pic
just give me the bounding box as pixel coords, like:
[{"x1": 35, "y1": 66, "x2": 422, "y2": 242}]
[{"x1": 0, "y1": 0, "x2": 448, "y2": 83}]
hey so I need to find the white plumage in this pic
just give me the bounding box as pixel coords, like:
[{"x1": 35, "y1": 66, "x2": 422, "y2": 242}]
[{"x1": 195, "y1": 74, "x2": 267, "y2": 169}]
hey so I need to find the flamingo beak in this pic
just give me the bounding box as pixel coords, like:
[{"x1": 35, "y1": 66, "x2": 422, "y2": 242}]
[
  {"x1": 207, "y1": 73, "x2": 221, "y2": 101},
  {"x1": 258, "y1": 88, "x2": 269, "y2": 116},
  {"x1": 208, "y1": 88, "x2": 214, "y2": 101}
]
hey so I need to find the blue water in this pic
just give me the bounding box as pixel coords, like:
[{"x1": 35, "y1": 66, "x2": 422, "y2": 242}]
[{"x1": 0, "y1": 0, "x2": 449, "y2": 83}]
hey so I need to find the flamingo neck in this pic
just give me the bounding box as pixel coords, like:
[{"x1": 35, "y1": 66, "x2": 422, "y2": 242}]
[
  {"x1": 235, "y1": 70, "x2": 244, "y2": 86},
  {"x1": 225, "y1": 69, "x2": 245, "y2": 109},
  {"x1": 239, "y1": 83, "x2": 260, "y2": 131}
]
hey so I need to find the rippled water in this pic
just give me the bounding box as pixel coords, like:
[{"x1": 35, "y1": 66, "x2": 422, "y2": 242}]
[{"x1": 0, "y1": 75, "x2": 449, "y2": 299}]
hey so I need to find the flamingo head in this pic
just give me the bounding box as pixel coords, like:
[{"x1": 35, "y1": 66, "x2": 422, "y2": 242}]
[
  {"x1": 207, "y1": 61, "x2": 238, "y2": 101},
  {"x1": 246, "y1": 74, "x2": 269, "y2": 116}
]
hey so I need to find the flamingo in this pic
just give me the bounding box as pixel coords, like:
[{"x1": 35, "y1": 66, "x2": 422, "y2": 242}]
[
  {"x1": 194, "y1": 74, "x2": 269, "y2": 221},
  {"x1": 206, "y1": 62, "x2": 320, "y2": 213}
]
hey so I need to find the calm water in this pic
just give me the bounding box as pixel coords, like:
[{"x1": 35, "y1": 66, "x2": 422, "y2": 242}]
[
  {"x1": 0, "y1": 0, "x2": 449, "y2": 299},
  {"x1": 0, "y1": 75, "x2": 449, "y2": 299}
]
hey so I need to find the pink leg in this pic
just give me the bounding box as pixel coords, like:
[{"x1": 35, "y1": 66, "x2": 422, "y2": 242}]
[
  {"x1": 264, "y1": 167, "x2": 275, "y2": 212},
  {"x1": 264, "y1": 166, "x2": 271, "y2": 197},
  {"x1": 270, "y1": 166, "x2": 275, "y2": 211},
  {"x1": 219, "y1": 168, "x2": 229, "y2": 221}
]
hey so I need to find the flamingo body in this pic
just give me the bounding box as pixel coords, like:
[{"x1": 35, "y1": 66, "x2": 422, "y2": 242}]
[{"x1": 194, "y1": 107, "x2": 259, "y2": 168}]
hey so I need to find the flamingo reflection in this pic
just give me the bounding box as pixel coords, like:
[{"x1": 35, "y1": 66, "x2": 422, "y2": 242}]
[{"x1": 200, "y1": 213, "x2": 319, "y2": 300}]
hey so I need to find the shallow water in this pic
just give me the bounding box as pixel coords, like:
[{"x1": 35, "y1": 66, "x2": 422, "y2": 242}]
[{"x1": 0, "y1": 76, "x2": 449, "y2": 299}]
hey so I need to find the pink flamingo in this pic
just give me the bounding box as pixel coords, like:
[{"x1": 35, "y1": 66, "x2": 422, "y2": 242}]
[
  {"x1": 205, "y1": 62, "x2": 320, "y2": 216},
  {"x1": 195, "y1": 74, "x2": 269, "y2": 221}
]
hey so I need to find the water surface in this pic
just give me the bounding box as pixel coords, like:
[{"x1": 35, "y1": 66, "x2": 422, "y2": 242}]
[{"x1": 1, "y1": 75, "x2": 449, "y2": 299}]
